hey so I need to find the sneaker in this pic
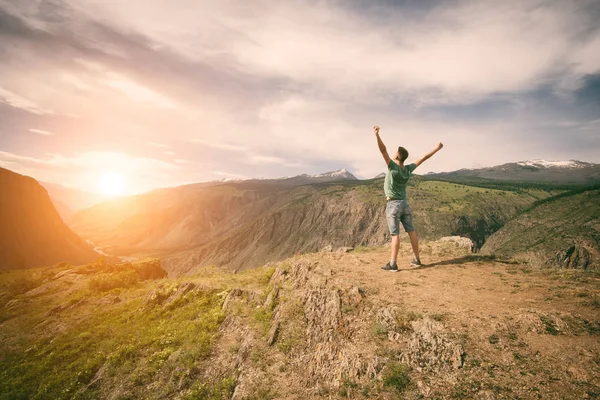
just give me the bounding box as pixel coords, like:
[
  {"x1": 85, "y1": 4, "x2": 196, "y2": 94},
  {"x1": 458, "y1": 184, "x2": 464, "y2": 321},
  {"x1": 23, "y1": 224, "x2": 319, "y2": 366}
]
[
  {"x1": 411, "y1": 257, "x2": 422, "y2": 267},
  {"x1": 381, "y1": 262, "x2": 398, "y2": 272}
]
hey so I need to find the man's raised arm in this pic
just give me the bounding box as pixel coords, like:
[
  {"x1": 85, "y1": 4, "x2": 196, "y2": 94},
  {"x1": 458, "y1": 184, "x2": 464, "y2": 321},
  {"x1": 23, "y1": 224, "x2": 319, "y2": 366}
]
[
  {"x1": 414, "y1": 142, "x2": 444, "y2": 168},
  {"x1": 373, "y1": 126, "x2": 391, "y2": 166}
]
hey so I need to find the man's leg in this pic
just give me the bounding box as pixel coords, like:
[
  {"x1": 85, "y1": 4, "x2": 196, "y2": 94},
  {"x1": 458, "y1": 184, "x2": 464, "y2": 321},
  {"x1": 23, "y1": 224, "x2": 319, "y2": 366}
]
[
  {"x1": 408, "y1": 230, "x2": 420, "y2": 260},
  {"x1": 391, "y1": 234, "x2": 400, "y2": 264}
]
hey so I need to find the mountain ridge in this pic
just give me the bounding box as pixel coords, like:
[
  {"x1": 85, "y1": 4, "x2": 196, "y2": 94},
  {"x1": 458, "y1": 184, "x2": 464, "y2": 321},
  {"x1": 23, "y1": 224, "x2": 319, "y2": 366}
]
[{"x1": 428, "y1": 159, "x2": 600, "y2": 185}]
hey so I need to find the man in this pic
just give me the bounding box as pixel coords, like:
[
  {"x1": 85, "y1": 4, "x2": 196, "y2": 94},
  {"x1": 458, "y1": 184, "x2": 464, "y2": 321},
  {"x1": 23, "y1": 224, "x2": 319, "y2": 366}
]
[{"x1": 373, "y1": 125, "x2": 444, "y2": 271}]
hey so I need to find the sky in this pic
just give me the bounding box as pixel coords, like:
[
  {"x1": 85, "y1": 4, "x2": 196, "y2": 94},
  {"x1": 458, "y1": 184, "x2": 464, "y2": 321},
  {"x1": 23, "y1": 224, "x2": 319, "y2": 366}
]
[{"x1": 1, "y1": 0, "x2": 599, "y2": 196}]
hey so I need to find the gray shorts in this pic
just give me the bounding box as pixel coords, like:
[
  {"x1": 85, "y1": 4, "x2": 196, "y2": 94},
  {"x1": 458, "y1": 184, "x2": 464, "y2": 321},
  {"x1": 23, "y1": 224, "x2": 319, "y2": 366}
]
[{"x1": 386, "y1": 199, "x2": 414, "y2": 235}]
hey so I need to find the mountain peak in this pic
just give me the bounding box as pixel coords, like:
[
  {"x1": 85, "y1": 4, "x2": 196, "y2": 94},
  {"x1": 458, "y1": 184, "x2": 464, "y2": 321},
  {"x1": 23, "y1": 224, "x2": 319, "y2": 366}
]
[
  {"x1": 308, "y1": 168, "x2": 358, "y2": 180},
  {"x1": 516, "y1": 159, "x2": 587, "y2": 169}
]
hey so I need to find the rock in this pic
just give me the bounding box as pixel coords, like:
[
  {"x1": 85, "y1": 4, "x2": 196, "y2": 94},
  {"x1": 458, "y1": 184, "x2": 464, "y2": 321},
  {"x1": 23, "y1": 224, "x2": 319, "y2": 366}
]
[
  {"x1": 163, "y1": 282, "x2": 195, "y2": 307},
  {"x1": 46, "y1": 298, "x2": 88, "y2": 316},
  {"x1": 552, "y1": 244, "x2": 593, "y2": 269},
  {"x1": 5, "y1": 299, "x2": 19, "y2": 309},
  {"x1": 267, "y1": 320, "x2": 280, "y2": 346},
  {"x1": 24, "y1": 283, "x2": 52, "y2": 298},
  {"x1": 320, "y1": 244, "x2": 333, "y2": 253},
  {"x1": 402, "y1": 317, "x2": 465, "y2": 379},
  {"x1": 222, "y1": 288, "x2": 243, "y2": 311},
  {"x1": 53, "y1": 269, "x2": 76, "y2": 279},
  {"x1": 235, "y1": 329, "x2": 254, "y2": 369},
  {"x1": 347, "y1": 286, "x2": 363, "y2": 306},
  {"x1": 303, "y1": 288, "x2": 341, "y2": 343},
  {"x1": 263, "y1": 287, "x2": 279, "y2": 310},
  {"x1": 439, "y1": 236, "x2": 474, "y2": 252}
]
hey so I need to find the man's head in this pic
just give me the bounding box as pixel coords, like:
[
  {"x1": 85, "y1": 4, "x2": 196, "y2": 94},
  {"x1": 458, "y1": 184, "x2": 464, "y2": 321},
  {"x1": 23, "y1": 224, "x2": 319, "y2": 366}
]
[{"x1": 395, "y1": 146, "x2": 409, "y2": 163}]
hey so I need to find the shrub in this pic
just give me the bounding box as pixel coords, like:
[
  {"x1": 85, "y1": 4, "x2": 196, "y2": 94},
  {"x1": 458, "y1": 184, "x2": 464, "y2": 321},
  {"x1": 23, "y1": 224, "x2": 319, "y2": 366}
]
[
  {"x1": 488, "y1": 334, "x2": 499, "y2": 344},
  {"x1": 88, "y1": 269, "x2": 139, "y2": 292},
  {"x1": 383, "y1": 362, "x2": 410, "y2": 393}
]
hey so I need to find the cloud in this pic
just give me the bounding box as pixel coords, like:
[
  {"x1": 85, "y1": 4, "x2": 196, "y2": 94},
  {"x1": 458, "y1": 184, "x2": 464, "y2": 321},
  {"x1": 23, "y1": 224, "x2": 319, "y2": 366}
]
[
  {"x1": 211, "y1": 170, "x2": 249, "y2": 180},
  {"x1": 0, "y1": 0, "x2": 599, "y2": 191},
  {"x1": 0, "y1": 87, "x2": 53, "y2": 115},
  {"x1": 190, "y1": 139, "x2": 248, "y2": 153},
  {"x1": 28, "y1": 128, "x2": 54, "y2": 135}
]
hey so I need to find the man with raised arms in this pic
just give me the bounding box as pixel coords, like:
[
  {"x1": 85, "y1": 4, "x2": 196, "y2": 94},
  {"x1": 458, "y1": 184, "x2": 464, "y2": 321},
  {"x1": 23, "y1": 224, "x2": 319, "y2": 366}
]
[{"x1": 373, "y1": 125, "x2": 444, "y2": 271}]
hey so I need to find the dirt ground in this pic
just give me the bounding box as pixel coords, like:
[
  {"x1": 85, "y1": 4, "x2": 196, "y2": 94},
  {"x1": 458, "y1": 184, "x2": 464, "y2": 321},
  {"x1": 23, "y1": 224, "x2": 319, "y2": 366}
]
[
  {"x1": 197, "y1": 239, "x2": 600, "y2": 399},
  {"x1": 324, "y1": 241, "x2": 600, "y2": 399}
]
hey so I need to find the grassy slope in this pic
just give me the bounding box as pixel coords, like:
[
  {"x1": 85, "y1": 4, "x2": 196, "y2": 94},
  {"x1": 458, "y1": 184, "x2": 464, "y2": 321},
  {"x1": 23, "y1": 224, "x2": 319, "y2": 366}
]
[
  {"x1": 481, "y1": 189, "x2": 600, "y2": 269},
  {"x1": 0, "y1": 260, "x2": 274, "y2": 400}
]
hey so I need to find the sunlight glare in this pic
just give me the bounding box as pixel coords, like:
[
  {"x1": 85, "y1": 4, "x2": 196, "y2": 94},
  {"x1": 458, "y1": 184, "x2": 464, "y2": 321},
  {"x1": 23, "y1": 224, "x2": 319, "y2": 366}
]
[{"x1": 100, "y1": 172, "x2": 125, "y2": 197}]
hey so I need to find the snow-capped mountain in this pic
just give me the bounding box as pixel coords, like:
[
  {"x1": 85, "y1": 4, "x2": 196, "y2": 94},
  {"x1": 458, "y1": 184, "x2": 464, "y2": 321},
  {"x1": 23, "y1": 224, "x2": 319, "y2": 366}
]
[
  {"x1": 307, "y1": 168, "x2": 358, "y2": 180},
  {"x1": 516, "y1": 160, "x2": 590, "y2": 169},
  {"x1": 427, "y1": 160, "x2": 600, "y2": 185},
  {"x1": 372, "y1": 173, "x2": 386, "y2": 179},
  {"x1": 280, "y1": 168, "x2": 358, "y2": 185}
]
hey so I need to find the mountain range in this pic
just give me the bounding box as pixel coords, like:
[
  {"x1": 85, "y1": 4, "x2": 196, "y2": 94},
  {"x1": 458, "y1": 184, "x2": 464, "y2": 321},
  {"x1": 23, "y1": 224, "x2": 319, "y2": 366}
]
[{"x1": 427, "y1": 159, "x2": 600, "y2": 185}]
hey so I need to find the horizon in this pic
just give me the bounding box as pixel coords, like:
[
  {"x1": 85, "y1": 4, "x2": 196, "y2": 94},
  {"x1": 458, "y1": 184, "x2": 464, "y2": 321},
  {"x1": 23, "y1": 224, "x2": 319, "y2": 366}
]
[
  {"x1": 1, "y1": 0, "x2": 599, "y2": 197},
  {"x1": 3, "y1": 156, "x2": 598, "y2": 200}
]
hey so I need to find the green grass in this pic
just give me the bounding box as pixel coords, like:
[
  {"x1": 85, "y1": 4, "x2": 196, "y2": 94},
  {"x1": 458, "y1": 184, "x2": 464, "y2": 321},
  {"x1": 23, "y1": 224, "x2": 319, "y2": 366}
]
[
  {"x1": 0, "y1": 259, "x2": 274, "y2": 400},
  {"x1": 383, "y1": 362, "x2": 411, "y2": 394}
]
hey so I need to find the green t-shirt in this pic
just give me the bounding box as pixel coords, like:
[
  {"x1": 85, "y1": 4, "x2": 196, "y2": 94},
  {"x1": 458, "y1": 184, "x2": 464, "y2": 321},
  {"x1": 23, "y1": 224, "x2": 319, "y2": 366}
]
[{"x1": 384, "y1": 161, "x2": 417, "y2": 199}]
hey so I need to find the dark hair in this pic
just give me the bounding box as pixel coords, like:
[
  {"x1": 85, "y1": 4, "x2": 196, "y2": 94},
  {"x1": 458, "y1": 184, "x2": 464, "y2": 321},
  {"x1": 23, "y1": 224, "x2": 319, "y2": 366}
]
[{"x1": 398, "y1": 147, "x2": 409, "y2": 163}]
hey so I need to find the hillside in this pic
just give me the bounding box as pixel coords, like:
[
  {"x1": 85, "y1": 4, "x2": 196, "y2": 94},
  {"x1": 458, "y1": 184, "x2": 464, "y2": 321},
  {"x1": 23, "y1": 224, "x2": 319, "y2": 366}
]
[
  {"x1": 1, "y1": 240, "x2": 598, "y2": 399},
  {"x1": 0, "y1": 168, "x2": 100, "y2": 270},
  {"x1": 428, "y1": 160, "x2": 600, "y2": 185},
  {"x1": 481, "y1": 189, "x2": 600, "y2": 270},
  {"x1": 70, "y1": 177, "x2": 554, "y2": 276}
]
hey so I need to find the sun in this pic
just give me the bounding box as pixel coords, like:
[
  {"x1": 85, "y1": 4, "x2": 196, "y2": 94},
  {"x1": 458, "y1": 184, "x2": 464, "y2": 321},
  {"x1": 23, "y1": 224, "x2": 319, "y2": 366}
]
[{"x1": 100, "y1": 172, "x2": 125, "y2": 197}]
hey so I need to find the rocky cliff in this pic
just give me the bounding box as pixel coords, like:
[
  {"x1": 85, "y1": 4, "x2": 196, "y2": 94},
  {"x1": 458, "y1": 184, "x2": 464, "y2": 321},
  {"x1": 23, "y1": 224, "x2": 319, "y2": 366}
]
[{"x1": 0, "y1": 168, "x2": 99, "y2": 269}]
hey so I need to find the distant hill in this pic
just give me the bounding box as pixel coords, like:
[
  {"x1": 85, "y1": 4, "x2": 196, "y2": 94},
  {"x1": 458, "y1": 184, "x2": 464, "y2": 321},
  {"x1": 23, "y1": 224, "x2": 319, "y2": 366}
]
[
  {"x1": 0, "y1": 168, "x2": 99, "y2": 270},
  {"x1": 428, "y1": 160, "x2": 600, "y2": 185},
  {"x1": 481, "y1": 188, "x2": 600, "y2": 269}
]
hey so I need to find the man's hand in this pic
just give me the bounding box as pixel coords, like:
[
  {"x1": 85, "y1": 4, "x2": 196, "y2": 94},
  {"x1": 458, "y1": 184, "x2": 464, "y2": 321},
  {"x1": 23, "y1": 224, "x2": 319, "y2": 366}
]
[
  {"x1": 373, "y1": 125, "x2": 390, "y2": 165},
  {"x1": 415, "y1": 142, "x2": 444, "y2": 168}
]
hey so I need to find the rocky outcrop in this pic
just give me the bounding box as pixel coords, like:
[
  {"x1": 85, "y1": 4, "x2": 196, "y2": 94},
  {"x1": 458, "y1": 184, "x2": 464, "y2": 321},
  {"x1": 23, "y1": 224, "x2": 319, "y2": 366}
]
[{"x1": 402, "y1": 317, "x2": 465, "y2": 378}]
